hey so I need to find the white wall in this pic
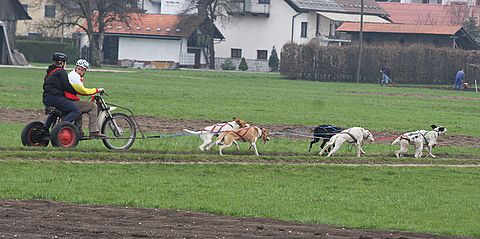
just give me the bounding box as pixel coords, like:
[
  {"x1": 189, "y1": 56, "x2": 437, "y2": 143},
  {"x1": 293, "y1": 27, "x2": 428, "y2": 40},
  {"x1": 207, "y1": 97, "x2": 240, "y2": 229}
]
[
  {"x1": 118, "y1": 37, "x2": 182, "y2": 62},
  {"x1": 215, "y1": 0, "x2": 302, "y2": 60},
  {"x1": 142, "y1": 0, "x2": 161, "y2": 13},
  {"x1": 141, "y1": 0, "x2": 187, "y2": 14}
]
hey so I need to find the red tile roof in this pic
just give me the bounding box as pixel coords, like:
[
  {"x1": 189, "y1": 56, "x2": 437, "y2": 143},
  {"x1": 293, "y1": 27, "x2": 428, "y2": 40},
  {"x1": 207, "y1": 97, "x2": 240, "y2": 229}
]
[
  {"x1": 378, "y1": 2, "x2": 480, "y2": 25},
  {"x1": 86, "y1": 13, "x2": 205, "y2": 38},
  {"x1": 337, "y1": 22, "x2": 462, "y2": 35}
]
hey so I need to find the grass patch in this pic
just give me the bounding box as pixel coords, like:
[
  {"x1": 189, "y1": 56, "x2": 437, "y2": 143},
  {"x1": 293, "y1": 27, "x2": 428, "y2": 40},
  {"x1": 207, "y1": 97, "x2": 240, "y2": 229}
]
[
  {"x1": 0, "y1": 160, "x2": 478, "y2": 237},
  {"x1": 0, "y1": 67, "x2": 479, "y2": 136}
]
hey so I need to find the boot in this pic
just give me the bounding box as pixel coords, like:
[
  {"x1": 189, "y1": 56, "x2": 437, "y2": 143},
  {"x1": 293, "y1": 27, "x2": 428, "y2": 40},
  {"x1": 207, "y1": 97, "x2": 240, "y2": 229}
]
[{"x1": 90, "y1": 131, "x2": 107, "y2": 138}]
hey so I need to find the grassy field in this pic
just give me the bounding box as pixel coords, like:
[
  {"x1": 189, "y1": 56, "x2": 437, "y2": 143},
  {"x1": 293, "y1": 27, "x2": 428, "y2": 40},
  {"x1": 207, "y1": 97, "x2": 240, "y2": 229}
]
[
  {"x1": 1, "y1": 160, "x2": 479, "y2": 237},
  {"x1": 0, "y1": 67, "x2": 479, "y2": 237},
  {"x1": 1, "y1": 67, "x2": 479, "y2": 136}
]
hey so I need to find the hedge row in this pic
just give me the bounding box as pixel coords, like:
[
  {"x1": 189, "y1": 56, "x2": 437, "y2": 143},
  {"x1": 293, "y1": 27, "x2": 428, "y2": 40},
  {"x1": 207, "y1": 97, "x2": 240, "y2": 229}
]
[
  {"x1": 15, "y1": 39, "x2": 79, "y2": 63},
  {"x1": 280, "y1": 43, "x2": 480, "y2": 84}
]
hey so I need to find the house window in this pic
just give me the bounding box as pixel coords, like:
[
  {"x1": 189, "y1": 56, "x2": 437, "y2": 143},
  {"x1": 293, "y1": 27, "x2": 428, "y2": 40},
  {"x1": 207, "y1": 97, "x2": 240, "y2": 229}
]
[
  {"x1": 301, "y1": 22, "x2": 308, "y2": 38},
  {"x1": 437, "y1": 0, "x2": 442, "y2": 3},
  {"x1": 259, "y1": 0, "x2": 270, "y2": 3},
  {"x1": 44, "y1": 5, "x2": 56, "y2": 18},
  {"x1": 231, "y1": 48, "x2": 242, "y2": 58},
  {"x1": 257, "y1": 50, "x2": 267, "y2": 60},
  {"x1": 476, "y1": 0, "x2": 480, "y2": 5},
  {"x1": 22, "y1": 4, "x2": 28, "y2": 12}
]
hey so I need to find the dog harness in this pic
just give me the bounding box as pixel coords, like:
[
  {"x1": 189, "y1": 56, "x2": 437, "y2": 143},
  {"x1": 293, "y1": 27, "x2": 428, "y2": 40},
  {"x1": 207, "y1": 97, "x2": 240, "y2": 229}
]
[
  {"x1": 208, "y1": 122, "x2": 235, "y2": 134},
  {"x1": 232, "y1": 127, "x2": 253, "y2": 142},
  {"x1": 340, "y1": 131, "x2": 358, "y2": 144},
  {"x1": 401, "y1": 130, "x2": 429, "y2": 144}
]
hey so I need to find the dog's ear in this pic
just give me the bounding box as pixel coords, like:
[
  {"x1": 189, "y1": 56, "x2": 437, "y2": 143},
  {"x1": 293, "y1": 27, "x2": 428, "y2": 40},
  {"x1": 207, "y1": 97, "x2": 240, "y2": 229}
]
[{"x1": 431, "y1": 124, "x2": 438, "y2": 130}]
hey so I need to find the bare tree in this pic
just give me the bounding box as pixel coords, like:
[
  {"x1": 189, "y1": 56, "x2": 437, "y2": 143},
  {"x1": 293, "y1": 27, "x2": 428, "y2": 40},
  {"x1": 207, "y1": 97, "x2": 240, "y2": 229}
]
[
  {"x1": 43, "y1": 0, "x2": 139, "y2": 66},
  {"x1": 180, "y1": 0, "x2": 239, "y2": 69}
]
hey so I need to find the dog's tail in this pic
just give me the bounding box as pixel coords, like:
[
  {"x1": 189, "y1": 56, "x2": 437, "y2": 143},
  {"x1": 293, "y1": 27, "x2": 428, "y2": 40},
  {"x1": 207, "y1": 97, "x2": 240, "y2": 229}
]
[
  {"x1": 215, "y1": 132, "x2": 228, "y2": 145},
  {"x1": 391, "y1": 136, "x2": 401, "y2": 145},
  {"x1": 183, "y1": 129, "x2": 202, "y2": 135}
]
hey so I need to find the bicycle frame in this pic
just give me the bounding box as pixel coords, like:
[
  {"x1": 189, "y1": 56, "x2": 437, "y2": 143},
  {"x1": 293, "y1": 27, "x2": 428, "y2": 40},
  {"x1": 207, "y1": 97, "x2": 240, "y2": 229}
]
[{"x1": 94, "y1": 95, "x2": 123, "y2": 137}]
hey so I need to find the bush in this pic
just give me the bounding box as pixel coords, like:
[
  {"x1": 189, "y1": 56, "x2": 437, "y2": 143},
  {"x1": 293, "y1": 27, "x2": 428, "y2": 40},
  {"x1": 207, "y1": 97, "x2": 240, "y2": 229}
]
[
  {"x1": 280, "y1": 43, "x2": 476, "y2": 84},
  {"x1": 15, "y1": 39, "x2": 79, "y2": 63},
  {"x1": 221, "y1": 59, "x2": 236, "y2": 70},
  {"x1": 238, "y1": 57, "x2": 248, "y2": 71},
  {"x1": 268, "y1": 46, "x2": 279, "y2": 72}
]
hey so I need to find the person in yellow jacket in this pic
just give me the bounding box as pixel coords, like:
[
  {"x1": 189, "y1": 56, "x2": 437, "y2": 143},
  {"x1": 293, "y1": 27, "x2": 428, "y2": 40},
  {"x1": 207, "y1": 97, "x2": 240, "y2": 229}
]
[{"x1": 67, "y1": 59, "x2": 106, "y2": 138}]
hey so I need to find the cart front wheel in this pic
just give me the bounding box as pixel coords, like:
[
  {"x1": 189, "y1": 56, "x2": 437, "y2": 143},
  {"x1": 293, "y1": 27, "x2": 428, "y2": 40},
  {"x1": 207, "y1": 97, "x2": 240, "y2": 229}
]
[{"x1": 101, "y1": 113, "x2": 136, "y2": 150}]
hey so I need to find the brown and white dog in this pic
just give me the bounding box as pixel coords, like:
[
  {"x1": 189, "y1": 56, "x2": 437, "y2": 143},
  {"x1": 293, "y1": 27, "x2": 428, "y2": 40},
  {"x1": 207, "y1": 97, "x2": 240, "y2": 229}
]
[
  {"x1": 318, "y1": 127, "x2": 374, "y2": 157},
  {"x1": 392, "y1": 125, "x2": 447, "y2": 158},
  {"x1": 215, "y1": 126, "x2": 270, "y2": 156},
  {"x1": 183, "y1": 117, "x2": 249, "y2": 151}
]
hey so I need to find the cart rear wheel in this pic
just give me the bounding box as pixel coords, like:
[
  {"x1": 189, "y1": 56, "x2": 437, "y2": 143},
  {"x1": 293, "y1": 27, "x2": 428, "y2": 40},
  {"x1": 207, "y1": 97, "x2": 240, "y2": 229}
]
[
  {"x1": 101, "y1": 113, "x2": 136, "y2": 150},
  {"x1": 51, "y1": 121, "x2": 80, "y2": 148},
  {"x1": 21, "y1": 121, "x2": 49, "y2": 147}
]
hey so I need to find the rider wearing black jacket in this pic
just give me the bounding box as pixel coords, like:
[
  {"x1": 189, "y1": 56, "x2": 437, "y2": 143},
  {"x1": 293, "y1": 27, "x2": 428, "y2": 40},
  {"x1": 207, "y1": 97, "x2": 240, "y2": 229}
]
[{"x1": 42, "y1": 53, "x2": 81, "y2": 130}]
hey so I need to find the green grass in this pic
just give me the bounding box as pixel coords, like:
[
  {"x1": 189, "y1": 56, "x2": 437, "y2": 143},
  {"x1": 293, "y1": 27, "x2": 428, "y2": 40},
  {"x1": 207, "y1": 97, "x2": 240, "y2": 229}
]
[
  {"x1": 3, "y1": 121, "x2": 480, "y2": 159},
  {"x1": 0, "y1": 67, "x2": 479, "y2": 136},
  {"x1": 1, "y1": 67, "x2": 480, "y2": 237},
  {"x1": 0, "y1": 160, "x2": 478, "y2": 237}
]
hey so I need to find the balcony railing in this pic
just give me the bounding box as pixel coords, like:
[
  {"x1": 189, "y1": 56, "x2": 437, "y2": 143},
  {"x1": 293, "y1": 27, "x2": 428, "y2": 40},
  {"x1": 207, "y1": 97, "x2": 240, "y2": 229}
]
[{"x1": 230, "y1": 0, "x2": 270, "y2": 17}]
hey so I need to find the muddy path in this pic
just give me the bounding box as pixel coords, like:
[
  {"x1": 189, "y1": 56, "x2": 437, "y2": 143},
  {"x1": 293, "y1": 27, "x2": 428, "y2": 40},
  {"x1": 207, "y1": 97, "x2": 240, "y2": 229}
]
[
  {"x1": 2, "y1": 108, "x2": 480, "y2": 148},
  {"x1": 0, "y1": 200, "x2": 474, "y2": 239}
]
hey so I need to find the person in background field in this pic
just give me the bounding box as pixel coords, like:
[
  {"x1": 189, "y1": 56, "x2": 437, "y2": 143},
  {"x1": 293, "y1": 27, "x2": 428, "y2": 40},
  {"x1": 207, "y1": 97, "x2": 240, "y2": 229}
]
[
  {"x1": 454, "y1": 69, "x2": 464, "y2": 91},
  {"x1": 42, "y1": 53, "x2": 81, "y2": 132},
  {"x1": 66, "y1": 59, "x2": 106, "y2": 138},
  {"x1": 380, "y1": 66, "x2": 390, "y2": 86}
]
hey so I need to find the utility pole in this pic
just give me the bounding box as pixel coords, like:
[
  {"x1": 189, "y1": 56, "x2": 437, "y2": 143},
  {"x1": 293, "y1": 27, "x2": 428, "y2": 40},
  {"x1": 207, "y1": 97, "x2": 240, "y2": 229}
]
[{"x1": 355, "y1": 0, "x2": 364, "y2": 83}]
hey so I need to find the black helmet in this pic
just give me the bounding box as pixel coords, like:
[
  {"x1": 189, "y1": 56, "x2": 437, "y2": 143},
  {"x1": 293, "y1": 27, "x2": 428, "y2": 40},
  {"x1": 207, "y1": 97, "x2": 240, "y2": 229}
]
[{"x1": 52, "y1": 52, "x2": 68, "y2": 62}]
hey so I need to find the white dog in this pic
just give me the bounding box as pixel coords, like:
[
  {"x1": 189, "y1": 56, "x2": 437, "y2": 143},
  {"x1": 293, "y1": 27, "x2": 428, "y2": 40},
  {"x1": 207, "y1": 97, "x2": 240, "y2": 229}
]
[
  {"x1": 183, "y1": 117, "x2": 249, "y2": 151},
  {"x1": 318, "y1": 127, "x2": 374, "y2": 157},
  {"x1": 392, "y1": 125, "x2": 447, "y2": 158}
]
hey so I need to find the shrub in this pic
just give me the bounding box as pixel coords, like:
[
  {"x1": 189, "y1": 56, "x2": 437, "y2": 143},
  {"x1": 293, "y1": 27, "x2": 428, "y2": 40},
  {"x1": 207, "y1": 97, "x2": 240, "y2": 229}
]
[
  {"x1": 15, "y1": 39, "x2": 79, "y2": 63},
  {"x1": 238, "y1": 57, "x2": 248, "y2": 71},
  {"x1": 221, "y1": 59, "x2": 236, "y2": 70},
  {"x1": 268, "y1": 46, "x2": 279, "y2": 72},
  {"x1": 280, "y1": 43, "x2": 475, "y2": 84}
]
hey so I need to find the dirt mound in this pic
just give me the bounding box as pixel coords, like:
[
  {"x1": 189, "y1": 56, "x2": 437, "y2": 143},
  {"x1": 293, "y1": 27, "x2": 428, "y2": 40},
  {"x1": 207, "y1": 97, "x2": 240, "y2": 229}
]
[
  {"x1": 0, "y1": 200, "x2": 473, "y2": 239},
  {"x1": 2, "y1": 108, "x2": 479, "y2": 148}
]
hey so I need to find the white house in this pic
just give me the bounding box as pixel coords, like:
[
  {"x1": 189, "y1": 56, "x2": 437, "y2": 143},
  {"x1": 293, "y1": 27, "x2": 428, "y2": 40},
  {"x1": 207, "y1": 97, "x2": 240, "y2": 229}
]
[
  {"x1": 214, "y1": 0, "x2": 390, "y2": 71},
  {"x1": 138, "y1": 0, "x2": 188, "y2": 14},
  {"x1": 399, "y1": 0, "x2": 478, "y2": 6},
  {"x1": 80, "y1": 13, "x2": 223, "y2": 68}
]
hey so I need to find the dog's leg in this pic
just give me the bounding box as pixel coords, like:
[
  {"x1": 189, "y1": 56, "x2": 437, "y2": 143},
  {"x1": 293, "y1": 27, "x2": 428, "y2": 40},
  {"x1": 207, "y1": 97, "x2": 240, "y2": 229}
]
[
  {"x1": 319, "y1": 138, "x2": 335, "y2": 156},
  {"x1": 356, "y1": 144, "x2": 363, "y2": 157},
  {"x1": 427, "y1": 144, "x2": 436, "y2": 158},
  {"x1": 198, "y1": 134, "x2": 213, "y2": 151},
  {"x1": 309, "y1": 137, "x2": 319, "y2": 152},
  {"x1": 326, "y1": 140, "x2": 344, "y2": 157},
  {"x1": 396, "y1": 140, "x2": 408, "y2": 158},
  {"x1": 251, "y1": 142, "x2": 259, "y2": 156},
  {"x1": 414, "y1": 142, "x2": 423, "y2": 158},
  {"x1": 318, "y1": 142, "x2": 331, "y2": 156},
  {"x1": 320, "y1": 139, "x2": 329, "y2": 153},
  {"x1": 218, "y1": 143, "x2": 232, "y2": 156}
]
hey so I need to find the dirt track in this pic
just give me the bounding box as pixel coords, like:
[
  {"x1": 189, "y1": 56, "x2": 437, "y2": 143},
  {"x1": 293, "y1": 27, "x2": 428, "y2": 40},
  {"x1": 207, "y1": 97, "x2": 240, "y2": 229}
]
[
  {"x1": 2, "y1": 108, "x2": 479, "y2": 238},
  {"x1": 0, "y1": 200, "x2": 475, "y2": 239},
  {"x1": 2, "y1": 108, "x2": 480, "y2": 148}
]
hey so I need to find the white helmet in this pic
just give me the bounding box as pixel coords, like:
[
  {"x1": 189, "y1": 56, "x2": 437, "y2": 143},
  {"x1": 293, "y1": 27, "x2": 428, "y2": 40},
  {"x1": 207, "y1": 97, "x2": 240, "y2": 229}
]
[{"x1": 76, "y1": 59, "x2": 90, "y2": 69}]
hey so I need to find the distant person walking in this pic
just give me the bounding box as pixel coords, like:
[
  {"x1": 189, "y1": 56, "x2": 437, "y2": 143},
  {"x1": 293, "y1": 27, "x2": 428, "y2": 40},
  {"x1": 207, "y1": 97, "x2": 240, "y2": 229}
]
[
  {"x1": 454, "y1": 69, "x2": 464, "y2": 91},
  {"x1": 380, "y1": 66, "x2": 390, "y2": 86}
]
